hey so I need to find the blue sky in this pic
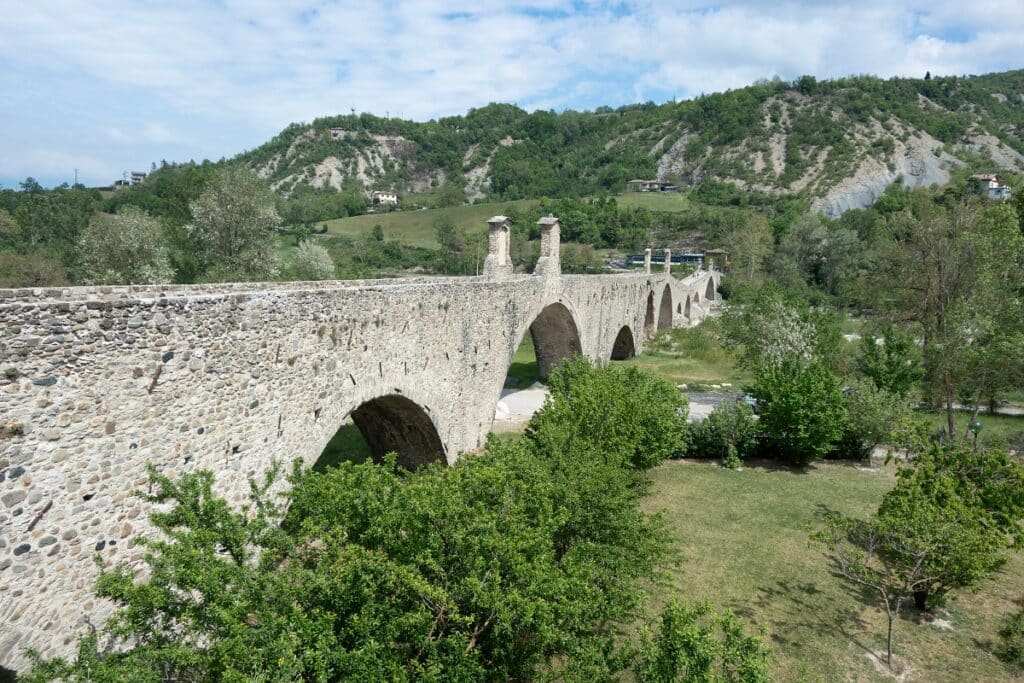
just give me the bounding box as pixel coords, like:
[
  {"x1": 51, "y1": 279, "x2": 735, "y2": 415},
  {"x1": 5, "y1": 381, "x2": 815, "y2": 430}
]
[{"x1": 1, "y1": 1, "x2": 1022, "y2": 188}]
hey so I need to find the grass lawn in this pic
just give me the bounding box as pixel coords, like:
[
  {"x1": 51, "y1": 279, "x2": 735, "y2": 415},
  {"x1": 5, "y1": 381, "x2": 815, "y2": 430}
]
[
  {"x1": 643, "y1": 459, "x2": 1024, "y2": 681},
  {"x1": 506, "y1": 333, "x2": 540, "y2": 388},
  {"x1": 321, "y1": 199, "x2": 539, "y2": 248},
  {"x1": 620, "y1": 325, "x2": 754, "y2": 388},
  {"x1": 611, "y1": 191, "x2": 691, "y2": 212},
  {"x1": 917, "y1": 409, "x2": 1024, "y2": 451}
]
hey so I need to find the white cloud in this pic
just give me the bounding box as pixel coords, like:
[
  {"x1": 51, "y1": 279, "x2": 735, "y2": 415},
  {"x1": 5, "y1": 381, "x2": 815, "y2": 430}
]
[{"x1": 0, "y1": 1, "x2": 1022, "y2": 185}]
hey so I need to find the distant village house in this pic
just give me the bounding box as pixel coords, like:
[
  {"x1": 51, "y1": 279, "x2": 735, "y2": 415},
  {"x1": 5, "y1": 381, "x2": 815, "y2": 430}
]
[
  {"x1": 626, "y1": 179, "x2": 678, "y2": 193},
  {"x1": 970, "y1": 173, "x2": 1012, "y2": 201},
  {"x1": 130, "y1": 171, "x2": 147, "y2": 185},
  {"x1": 370, "y1": 190, "x2": 398, "y2": 206},
  {"x1": 329, "y1": 127, "x2": 345, "y2": 140}
]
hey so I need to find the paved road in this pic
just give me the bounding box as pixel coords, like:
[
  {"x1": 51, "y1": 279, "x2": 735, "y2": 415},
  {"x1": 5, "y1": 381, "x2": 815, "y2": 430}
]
[{"x1": 492, "y1": 387, "x2": 738, "y2": 428}]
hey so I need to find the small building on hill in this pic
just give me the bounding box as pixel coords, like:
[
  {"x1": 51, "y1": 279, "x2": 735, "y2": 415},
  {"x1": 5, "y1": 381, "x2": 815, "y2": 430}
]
[
  {"x1": 130, "y1": 171, "x2": 147, "y2": 185},
  {"x1": 329, "y1": 127, "x2": 345, "y2": 140},
  {"x1": 970, "y1": 173, "x2": 1012, "y2": 201},
  {"x1": 370, "y1": 190, "x2": 398, "y2": 206}
]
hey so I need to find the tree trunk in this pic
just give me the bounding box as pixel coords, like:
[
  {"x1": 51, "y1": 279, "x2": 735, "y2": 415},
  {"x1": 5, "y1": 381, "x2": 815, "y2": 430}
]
[
  {"x1": 886, "y1": 612, "x2": 894, "y2": 670},
  {"x1": 913, "y1": 590, "x2": 928, "y2": 611},
  {"x1": 945, "y1": 391, "x2": 957, "y2": 440}
]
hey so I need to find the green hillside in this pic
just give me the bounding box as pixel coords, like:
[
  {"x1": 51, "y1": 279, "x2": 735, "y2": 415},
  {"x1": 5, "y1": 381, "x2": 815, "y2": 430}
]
[{"x1": 239, "y1": 70, "x2": 1024, "y2": 216}]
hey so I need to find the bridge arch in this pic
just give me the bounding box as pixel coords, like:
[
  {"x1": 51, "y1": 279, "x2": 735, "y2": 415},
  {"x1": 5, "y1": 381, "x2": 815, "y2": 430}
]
[
  {"x1": 643, "y1": 291, "x2": 655, "y2": 339},
  {"x1": 347, "y1": 393, "x2": 446, "y2": 469},
  {"x1": 657, "y1": 285, "x2": 673, "y2": 331},
  {"x1": 693, "y1": 291, "x2": 701, "y2": 304},
  {"x1": 610, "y1": 325, "x2": 636, "y2": 360},
  {"x1": 684, "y1": 295, "x2": 692, "y2": 320},
  {"x1": 527, "y1": 301, "x2": 583, "y2": 380},
  {"x1": 705, "y1": 275, "x2": 716, "y2": 301}
]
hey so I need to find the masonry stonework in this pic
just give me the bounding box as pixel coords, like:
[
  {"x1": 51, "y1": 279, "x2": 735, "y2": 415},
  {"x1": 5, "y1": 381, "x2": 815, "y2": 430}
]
[{"x1": 0, "y1": 220, "x2": 719, "y2": 670}]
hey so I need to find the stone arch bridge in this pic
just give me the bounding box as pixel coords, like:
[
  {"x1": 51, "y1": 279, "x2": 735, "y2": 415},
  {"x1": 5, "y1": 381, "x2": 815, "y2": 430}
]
[{"x1": 0, "y1": 215, "x2": 719, "y2": 669}]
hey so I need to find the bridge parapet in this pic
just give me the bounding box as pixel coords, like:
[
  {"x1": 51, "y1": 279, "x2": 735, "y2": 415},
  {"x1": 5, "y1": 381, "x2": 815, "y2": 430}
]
[{"x1": 0, "y1": 217, "x2": 721, "y2": 672}]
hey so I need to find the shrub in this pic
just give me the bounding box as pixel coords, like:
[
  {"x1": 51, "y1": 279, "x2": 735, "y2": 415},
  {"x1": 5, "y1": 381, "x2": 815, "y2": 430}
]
[
  {"x1": 688, "y1": 401, "x2": 759, "y2": 468},
  {"x1": 291, "y1": 239, "x2": 335, "y2": 280},
  {"x1": 632, "y1": 601, "x2": 771, "y2": 683},
  {"x1": 528, "y1": 357, "x2": 688, "y2": 470},
  {"x1": 832, "y1": 380, "x2": 913, "y2": 459},
  {"x1": 753, "y1": 359, "x2": 847, "y2": 466},
  {"x1": 76, "y1": 206, "x2": 174, "y2": 285},
  {"x1": 997, "y1": 602, "x2": 1024, "y2": 669}
]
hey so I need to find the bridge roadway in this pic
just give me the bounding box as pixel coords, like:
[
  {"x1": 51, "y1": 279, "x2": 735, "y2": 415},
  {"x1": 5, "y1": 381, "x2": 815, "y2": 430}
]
[{"x1": 0, "y1": 215, "x2": 719, "y2": 670}]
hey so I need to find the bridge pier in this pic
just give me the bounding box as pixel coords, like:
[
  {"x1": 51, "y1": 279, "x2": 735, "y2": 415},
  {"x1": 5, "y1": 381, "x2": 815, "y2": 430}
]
[
  {"x1": 483, "y1": 215, "x2": 513, "y2": 280},
  {"x1": 643, "y1": 247, "x2": 652, "y2": 274},
  {"x1": 534, "y1": 215, "x2": 561, "y2": 279}
]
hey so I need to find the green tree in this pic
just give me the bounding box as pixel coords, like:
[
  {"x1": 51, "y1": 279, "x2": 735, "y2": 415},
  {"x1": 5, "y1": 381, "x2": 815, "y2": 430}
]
[
  {"x1": 528, "y1": 357, "x2": 688, "y2": 471},
  {"x1": 688, "y1": 401, "x2": 759, "y2": 468},
  {"x1": 753, "y1": 359, "x2": 847, "y2": 466},
  {"x1": 185, "y1": 167, "x2": 281, "y2": 281},
  {"x1": 816, "y1": 444, "x2": 1024, "y2": 669},
  {"x1": 856, "y1": 326, "x2": 923, "y2": 398},
  {"x1": 290, "y1": 239, "x2": 335, "y2": 280},
  {"x1": 434, "y1": 180, "x2": 467, "y2": 208},
  {"x1": 75, "y1": 207, "x2": 174, "y2": 285},
  {"x1": 728, "y1": 214, "x2": 773, "y2": 286},
  {"x1": 631, "y1": 602, "x2": 771, "y2": 683},
  {"x1": 877, "y1": 199, "x2": 1024, "y2": 436},
  {"x1": 434, "y1": 214, "x2": 467, "y2": 274},
  {"x1": 0, "y1": 251, "x2": 69, "y2": 288},
  {"x1": 836, "y1": 379, "x2": 913, "y2": 459}
]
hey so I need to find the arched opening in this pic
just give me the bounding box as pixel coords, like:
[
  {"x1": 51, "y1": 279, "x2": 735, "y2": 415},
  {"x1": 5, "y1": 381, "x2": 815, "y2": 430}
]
[
  {"x1": 693, "y1": 291, "x2": 701, "y2": 304},
  {"x1": 527, "y1": 302, "x2": 583, "y2": 380},
  {"x1": 315, "y1": 394, "x2": 446, "y2": 471},
  {"x1": 677, "y1": 303, "x2": 682, "y2": 314},
  {"x1": 610, "y1": 325, "x2": 636, "y2": 360},
  {"x1": 705, "y1": 276, "x2": 716, "y2": 301},
  {"x1": 643, "y1": 291, "x2": 655, "y2": 339},
  {"x1": 684, "y1": 295, "x2": 692, "y2": 320},
  {"x1": 657, "y1": 285, "x2": 673, "y2": 330}
]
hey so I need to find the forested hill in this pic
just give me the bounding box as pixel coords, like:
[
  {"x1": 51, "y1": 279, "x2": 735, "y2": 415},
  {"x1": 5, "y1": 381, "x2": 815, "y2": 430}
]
[{"x1": 238, "y1": 69, "x2": 1024, "y2": 215}]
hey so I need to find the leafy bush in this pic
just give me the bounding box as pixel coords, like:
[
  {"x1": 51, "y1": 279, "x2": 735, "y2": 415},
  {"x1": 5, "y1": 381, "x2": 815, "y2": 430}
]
[
  {"x1": 753, "y1": 359, "x2": 847, "y2": 466},
  {"x1": 75, "y1": 206, "x2": 174, "y2": 285},
  {"x1": 528, "y1": 357, "x2": 688, "y2": 470},
  {"x1": 290, "y1": 239, "x2": 335, "y2": 280},
  {"x1": 688, "y1": 401, "x2": 759, "y2": 468},
  {"x1": 997, "y1": 602, "x2": 1024, "y2": 670},
  {"x1": 631, "y1": 601, "x2": 771, "y2": 683},
  {"x1": 832, "y1": 380, "x2": 913, "y2": 460},
  {"x1": 856, "y1": 326, "x2": 923, "y2": 397}
]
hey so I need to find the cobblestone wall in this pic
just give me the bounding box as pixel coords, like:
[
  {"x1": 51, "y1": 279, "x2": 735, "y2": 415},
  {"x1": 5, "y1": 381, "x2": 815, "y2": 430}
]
[{"x1": 0, "y1": 224, "x2": 718, "y2": 670}]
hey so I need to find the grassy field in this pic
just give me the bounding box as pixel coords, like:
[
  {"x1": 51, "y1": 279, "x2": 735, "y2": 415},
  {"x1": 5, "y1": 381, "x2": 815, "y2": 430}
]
[
  {"x1": 621, "y1": 324, "x2": 754, "y2": 388},
  {"x1": 321, "y1": 199, "x2": 539, "y2": 248},
  {"x1": 918, "y1": 410, "x2": 1024, "y2": 451},
  {"x1": 316, "y1": 192, "x2": 690, "y2": 248},
  {"x1": 613, "y1": 191, "x2": 691, "y2": 212},
  {"x1": 643, "y1": 459, "x2": 1024, "y2": 681}
]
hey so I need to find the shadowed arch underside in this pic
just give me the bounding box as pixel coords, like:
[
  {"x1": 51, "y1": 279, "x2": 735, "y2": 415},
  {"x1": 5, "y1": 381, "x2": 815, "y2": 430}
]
[
  {"x1": 610, "y1": 325, "x2": 636, "y2": 360},
  {"x1": 529, "y1": 302, "x2": 583, "y2": 380},
  {"x1": 705, "y1": 276, "x2": 716, "y2": 301},
  {"x1": 657, "y1": 285, "x2": 673, "y2": 330},
  {"x1": 684, "y1": 295, "x2": 691, "y2": 320},
  {"x1": 351, "y1": 394, "x2": 446, "y2": 469}
]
